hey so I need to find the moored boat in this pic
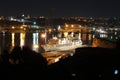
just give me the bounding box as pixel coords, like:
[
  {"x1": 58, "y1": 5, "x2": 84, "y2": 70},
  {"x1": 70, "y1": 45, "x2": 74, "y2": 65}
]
[{"x1": 41, "y1": 37, "x2": 82, "y2": 52}]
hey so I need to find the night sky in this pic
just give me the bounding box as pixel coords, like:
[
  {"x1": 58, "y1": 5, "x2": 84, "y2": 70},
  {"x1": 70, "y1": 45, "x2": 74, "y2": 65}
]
[{"x1": 0, "y1": 0, "x2": 120, "y2": 17}]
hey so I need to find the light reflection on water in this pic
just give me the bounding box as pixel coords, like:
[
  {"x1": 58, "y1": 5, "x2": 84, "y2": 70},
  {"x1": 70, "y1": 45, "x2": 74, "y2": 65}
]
[
  {"x1": 0, "y1": 32, "x2": 41, "y2": 53},
  {"x1": 0, "y1": 32, "x2": 94, "y2": 53},
  {"x1": 12, "y1": 33, "x2": 15, "y2": 47},
  {"x1": 1, "y1": 31, "x2": 119, "y2": 54},
  {"x1": 20, "y1": 33, "x2": 25, "y2": 48},
  {"x1": 32, "y1": 33, "x2": 39, "y2": 52}
]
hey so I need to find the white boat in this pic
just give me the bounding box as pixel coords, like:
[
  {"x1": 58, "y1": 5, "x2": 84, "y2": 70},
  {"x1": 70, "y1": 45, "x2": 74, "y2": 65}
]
[{"x1": 41, "y1": 38, "x2": 82, "y2": 52}]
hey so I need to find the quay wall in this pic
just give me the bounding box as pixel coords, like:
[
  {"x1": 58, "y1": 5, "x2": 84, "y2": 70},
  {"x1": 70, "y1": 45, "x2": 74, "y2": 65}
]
[{"x1": 92, "y1": 38, "x2": 116, "y2": 48}]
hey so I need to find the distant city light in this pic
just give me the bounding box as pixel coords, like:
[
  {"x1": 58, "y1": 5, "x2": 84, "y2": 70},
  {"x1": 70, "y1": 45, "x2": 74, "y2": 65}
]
[
  {"x1": 55, "y1": 58, "x2": 59, "y2": 62},
  {"x1": 22, "y1": 14, "x2": 25, "y2": 17},
  {"x1": 96, "y1": 28, "x2": 107, "y2": 33},
  {"x1": 93, "y1": 27, "x2": 96, "y2": 31},
  {"x1": 24, "y1": 28, "x2": 26, "y2": 30},
  {"x1": 39, "y1": 16, "x2": 45, "y2": 18},
  {"x1": 71, "y1": 32, "x2": 74, "y2": 37},
  {"x1": 70, "y1": 53, "x2": 74, "y2": 56},
  {"x1": 53, "y1": 28, "x2": 56, "y2": 31},
  {"x1": 116, "y1": 37, "x2": 118, "y2": 39},
  {"x1": 58, "y1": 25, "x2": 61, "y2": 30},
  {"x1": 99, "y1": 29, "x2": 106, "y2": 33},
  {"x1": 21, "y1": 19, "x2": 24, "y2": 22},
  {"x1": 33, "y1": 22, "x2": 36, "y2": 25},
  {"x1": 115, "y1": 32, "x2": 117, "y2": 35},
  {"x1": 53, "y1": 37, "x2": 58, "y2": 40},
  {"x1": 115, "y1": 28, "x2": 118, "y2": 31},
  {"x1": 65, "y1": 24, "x2": 68, "y2": 27},
  {"x1": 114, "y1": 69, "x2": 119, "y2": 75},
  {"x1": 48, "y1": 28, "x2": 52, "y2": 32},
  {"x1": 20, "y1": 26, "x2": 23, "y2": 29},
  {"x1": 12, "y1": 33, "x2": 15, "y2": 47},
  {"x1": 33, "y1": 33, "x2": 39, "y2": 45},
  {"x1": 111, "y1": 36, "x2": 113, "y2": 39},
  {"x1": 93, "y1": 35, "x2": 95, "y2": 38},
  {"x1": 33, "y1": 33, "x2": 39, "y2": 52},
  {"x1": 79, "y1": 25, "x2": 81, "y2": 27},
  {"x1": 33, "y1": 44, "x2": 39, "y2": 48},
  {"x1": 100, "y1": 34, "x2": 108, "y2": 38},
  {"x1": 71, "y1": 25, "x2": 74, "y2": 27},
  {"x1": 12, "y1": 26, "x2": 15, "y2": 29},
  {"x1": 10, "y1": 17, "x2": 14, "y2": 21},
  {"x1": 72, "y1": 73, "x2": 76, "y2": 77},
  {"x1": 20, "y1": 33, "x2": 25, "y2": 47},
  {"x1": 41, "y1": 33, "x2": 46, "y2": 38}
]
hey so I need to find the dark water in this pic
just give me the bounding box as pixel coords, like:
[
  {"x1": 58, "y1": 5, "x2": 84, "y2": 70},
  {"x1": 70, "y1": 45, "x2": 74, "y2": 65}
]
[
  {"x1": 0, "y1": 32, "x2": 93, "y2": 54},
  {"x1": 0, "y1": 32, "x2": 44, "y2": 53}
]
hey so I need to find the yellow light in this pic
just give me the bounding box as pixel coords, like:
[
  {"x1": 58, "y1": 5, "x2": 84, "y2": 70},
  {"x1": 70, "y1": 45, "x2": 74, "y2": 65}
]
[
  {"x1": 71, "y1": 32, "x2": 74, "y2": 37},
  {"x1": 20, "y1": 26, "x2": 23, "y2": 29},
  {"x1": 71, "y1": 25, "x2": 74, "y2": 27},
  {"x1": 66, "y1": 24, "x2": 68, "y2": 27},
  {"x1": 64, "y1": 32, "x2": 68, "y2": 37},
  {"x1": 55, "y1": 58, "x2": 59, "y2": 62},
  {"x1": 41, "y1": 33, "x2": 46, "y2": 38},
  {"x1": 12, "y1": 26, "x2": 15, "y2": 29},
  {"x1": 48, "y1": 29, "x2": 52, "y2": 32},
  {"x1": 24, "y1": 28, "x2": 26, "y2": 30},
  {"x1": 79, "y1": 25, "x2": 81, "y2": 27},
  {"x1": 33, "y1": 44, "x2": 39, "y2": 49},
  {"x1": 12, "y1": 33, "x2": 15, "y2": 47},
  {"x1": 20, "y1": 33, "x2": 25, "y2": 47},
  {"x1": 22, "y1": 24, "x2": 27, "y2": 27}
]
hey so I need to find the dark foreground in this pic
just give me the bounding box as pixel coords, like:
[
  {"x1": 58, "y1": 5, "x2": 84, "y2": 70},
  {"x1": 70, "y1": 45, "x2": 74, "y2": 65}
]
[{"x1": 0, "y1": 47, "x2": 120, "y2": 80}]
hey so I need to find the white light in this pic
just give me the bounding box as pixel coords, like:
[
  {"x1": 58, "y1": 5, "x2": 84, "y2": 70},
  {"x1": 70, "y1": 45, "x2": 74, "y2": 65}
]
[
  {"x1": 72, "y1": 73, "x2": 76, "y2": 77},
  {"x1": 93, "y1": 27, "x2": 96, "y2": 31},
  {"x1": 53, "y1": 37, "x2": 57, "y2": 40},
  {"x1": 10, "y1": 17, "x2": 14, "y2": 21},
  {"x1": 32, "y1": 33, "x2": 39, "y2": 52},
  {"x1": 116, "y1": 37, "x2": 118, "y2": 39},
  {"x1": 111, "y1": 36, "x2": 113, "y2": 39},
  {"x1": 55, "y1": 58, "x2": 59, "y2": 62},
  {"x1": 33, "y1": 33, "x2": 39, "y2": 44},
  {"x1": 58, "y1": 25, "x2": 61, "y2": 30},
  {"x1": 33, "y1": 22, "x2": 36, "y2": 25},
  {"x1": 93, "y1": 35, "x2": 95, "y2": 38},
  {"x1": 114, "y1": 69, "x2": 119, "y2": 75},
  {"x1": 115, "y1": 32, "x2": 117, "y2": 35},
  {"x1": 70, "y1": 53, "x2": 73, "y2": 56},
  {"x1": 22, "y1": 14, "x2": 25, "y2": 17},
  {"x1": 21, "y1": 19, "x2": 24, "y2": 22},
  {"x1": 115, "y1": 28, "x2": 118, "y2": 31}
]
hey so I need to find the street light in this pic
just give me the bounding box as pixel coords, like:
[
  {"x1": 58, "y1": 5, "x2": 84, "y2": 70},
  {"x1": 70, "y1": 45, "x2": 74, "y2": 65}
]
[
  {"x1": 71, "y1": 25, "x2": 74, "y2": 27},
  {"x1": 65, "y1": 24, "x2": 68, "y2": 27},
  {"x1": 12, "y1": 26, "x2": 15, "y2": 29},
  {"x1": 41, "y1": 33, "x2": 46, "y2": 38},
  {"x1": 41, "y1": 33, "x2": 46, "y2": 44}
]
